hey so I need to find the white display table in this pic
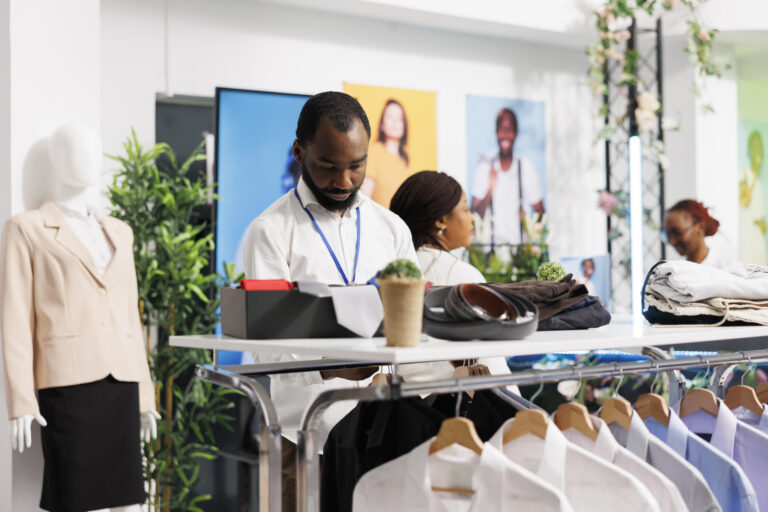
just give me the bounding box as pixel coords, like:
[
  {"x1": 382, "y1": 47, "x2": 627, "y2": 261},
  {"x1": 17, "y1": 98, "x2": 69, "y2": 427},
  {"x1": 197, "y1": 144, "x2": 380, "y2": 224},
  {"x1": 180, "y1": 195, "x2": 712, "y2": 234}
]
[{"x1": 170, "y1": 315, "x2": 768, "y2": 364}]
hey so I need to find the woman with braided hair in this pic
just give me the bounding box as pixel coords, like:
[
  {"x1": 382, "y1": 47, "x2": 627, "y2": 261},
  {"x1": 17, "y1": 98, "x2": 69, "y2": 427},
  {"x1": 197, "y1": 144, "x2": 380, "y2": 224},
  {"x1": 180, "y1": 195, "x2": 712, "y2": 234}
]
[
  {"x1": 663, "y1": 199, "x2": 729, "y2": 268},
  {"x1": 390, "y1": 170, "x2": 484, "y2": 284}
]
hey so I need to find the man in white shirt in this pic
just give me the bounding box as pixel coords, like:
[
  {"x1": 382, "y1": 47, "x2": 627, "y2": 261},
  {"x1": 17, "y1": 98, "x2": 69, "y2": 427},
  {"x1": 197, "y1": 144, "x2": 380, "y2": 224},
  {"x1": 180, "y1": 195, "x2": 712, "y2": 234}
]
[
  {"x1": 471, "y1": 108, "x2": 543, "y2": 245},
  {"x1": 242, "y1": 91, "x2": 419, "y2": 510}
]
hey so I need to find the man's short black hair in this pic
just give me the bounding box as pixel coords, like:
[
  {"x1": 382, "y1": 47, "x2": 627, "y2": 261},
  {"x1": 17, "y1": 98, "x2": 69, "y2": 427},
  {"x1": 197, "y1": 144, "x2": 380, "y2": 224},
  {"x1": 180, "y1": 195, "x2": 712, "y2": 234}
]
[{"x1": 295, "y1": 91, "x2": 371, "y2": 146}]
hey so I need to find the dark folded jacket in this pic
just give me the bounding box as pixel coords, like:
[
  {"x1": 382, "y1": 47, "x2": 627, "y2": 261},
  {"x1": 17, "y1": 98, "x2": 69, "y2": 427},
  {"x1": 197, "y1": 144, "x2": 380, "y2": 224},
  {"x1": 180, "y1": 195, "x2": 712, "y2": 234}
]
[
  {"x1": 487, "y1": 273, "x2": 589, "y2": 320},
  {"x1": 538, "y1": 296, "x2": 612, "y2": 330}
]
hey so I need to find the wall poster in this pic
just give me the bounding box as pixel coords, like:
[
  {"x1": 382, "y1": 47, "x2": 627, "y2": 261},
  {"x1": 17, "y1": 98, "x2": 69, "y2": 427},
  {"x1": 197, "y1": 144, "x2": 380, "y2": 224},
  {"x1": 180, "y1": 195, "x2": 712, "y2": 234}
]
[{"x1": 343, "y1": 82, "x2": 438, "y2": 208}]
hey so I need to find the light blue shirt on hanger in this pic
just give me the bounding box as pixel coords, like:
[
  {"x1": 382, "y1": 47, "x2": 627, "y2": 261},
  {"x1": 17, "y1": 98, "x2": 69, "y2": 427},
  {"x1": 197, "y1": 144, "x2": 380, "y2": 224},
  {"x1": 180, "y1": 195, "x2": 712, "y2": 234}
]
[
  {"x1": 730, "y1": 404, "x2": 768, "y2": 434},
  {"x1": 674, "y1": 399, "x2": 768, "y2": 512},
  {"x1": 645, "y1": 408, "x2": 759, "y2": 512},
  {"x1": 607, "y1": 412, "x2": 721, "y2": 512}
]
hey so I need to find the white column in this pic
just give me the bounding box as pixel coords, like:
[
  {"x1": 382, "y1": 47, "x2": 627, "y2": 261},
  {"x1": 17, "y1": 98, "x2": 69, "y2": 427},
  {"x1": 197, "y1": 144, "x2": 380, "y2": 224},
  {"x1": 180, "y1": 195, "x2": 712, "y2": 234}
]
[{"x1": 0, "y1": 1, "x2": 100, "y2": 510}]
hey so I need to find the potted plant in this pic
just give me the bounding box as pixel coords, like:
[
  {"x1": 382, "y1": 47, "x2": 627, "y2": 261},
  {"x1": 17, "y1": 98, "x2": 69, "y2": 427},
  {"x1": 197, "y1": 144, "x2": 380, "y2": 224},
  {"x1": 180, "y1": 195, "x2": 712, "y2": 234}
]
[{"x1": 377, "y1": 259, "x2": 424, "y2": 347}]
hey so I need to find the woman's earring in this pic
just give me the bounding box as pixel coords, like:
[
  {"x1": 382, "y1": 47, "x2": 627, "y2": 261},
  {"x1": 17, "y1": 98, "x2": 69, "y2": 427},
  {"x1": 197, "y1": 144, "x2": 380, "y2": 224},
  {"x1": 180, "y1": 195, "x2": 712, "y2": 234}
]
[{"x1": 438, "y1": 227, "x2": 445, "y2": 236}]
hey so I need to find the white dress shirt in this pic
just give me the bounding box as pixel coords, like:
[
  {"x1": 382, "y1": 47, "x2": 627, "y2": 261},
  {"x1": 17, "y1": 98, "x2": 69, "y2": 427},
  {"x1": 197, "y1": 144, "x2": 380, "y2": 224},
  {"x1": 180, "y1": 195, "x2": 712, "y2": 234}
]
[
  {"x1": 243, "y1": 178, "x2": 419, "y2": 444},
  {"x1": 353, "y1": 438, "x2": 573, "y2": 511},
  {"x1": 559, "y1": 415, "x2": 683, "y2": 512},
  {"x1": 55, "y1": 202, "x2": 115, "y2": 276},
  {"x1": 488, "y1": 418, "x2": 660, "y2": 512},
  {"x1": 675, "y1": 398, "x2": 768, "y2": 511},
  {"x1": 607, "y1": 411, "x2": 721, "y2": 512}
]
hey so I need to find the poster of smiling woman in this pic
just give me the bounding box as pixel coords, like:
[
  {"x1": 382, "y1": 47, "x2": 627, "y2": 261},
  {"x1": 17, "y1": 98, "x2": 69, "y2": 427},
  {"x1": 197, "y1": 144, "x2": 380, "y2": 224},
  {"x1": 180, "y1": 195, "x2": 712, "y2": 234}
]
[
  {"x1": 466, "y1": 95, "x2": 547, "y2": 247},
  {"x1": 343, "y1": 82, "x2": 437, "y2": 208}
]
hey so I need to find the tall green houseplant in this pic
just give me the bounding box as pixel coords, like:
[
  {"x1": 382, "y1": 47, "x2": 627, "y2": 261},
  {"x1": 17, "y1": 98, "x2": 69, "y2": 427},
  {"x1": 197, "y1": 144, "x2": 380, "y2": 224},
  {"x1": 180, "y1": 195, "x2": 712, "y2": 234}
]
[{"x1": 107, "y1": 130, "x2": 239, "y2": 512}]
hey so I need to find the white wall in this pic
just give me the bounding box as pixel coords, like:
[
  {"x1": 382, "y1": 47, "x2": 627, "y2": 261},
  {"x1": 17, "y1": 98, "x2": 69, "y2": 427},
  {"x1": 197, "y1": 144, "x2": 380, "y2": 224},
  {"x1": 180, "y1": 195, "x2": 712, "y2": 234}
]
[
  {"x1": 101, "y1": 0, "x2": 607, "y2": 260},
  {"x1": 0, "y1": 1, "x2": 100, "y2": 509}
]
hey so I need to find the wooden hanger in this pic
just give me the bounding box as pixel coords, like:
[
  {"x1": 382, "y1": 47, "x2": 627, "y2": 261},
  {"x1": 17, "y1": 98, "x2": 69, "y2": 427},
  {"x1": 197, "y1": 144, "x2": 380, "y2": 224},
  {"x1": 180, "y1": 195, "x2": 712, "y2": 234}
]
[
  {"x1": 554, "y1": 402, "x2": 599, "y2": 441},
  {"x1": 502, "y1": 409, "x2": 548, "y2": 444},
  {"x1": 370, "y1": 373, "x2": 391, "y2": 387},
  {"x1": 679, "y1": 388, "x2": 718, "y2": 418},
  {"x1": 724, "y1": 385, "x2": 764, "y2": 417},
  {"x1": 600, "y1": 397, "x2": 633, "y2": 430},
  {"x1": 428, "y1": 417, "x2": 484, "y2": 495},
  {"x1": 757, "y1": 383, "x2": 768, "y2": 404},
  {"x1": 635, "y1": 393, "x2": 670, "y2": 427},
  {"x1": 429, "y1": 417, "x2": 484, "y2": 456}
]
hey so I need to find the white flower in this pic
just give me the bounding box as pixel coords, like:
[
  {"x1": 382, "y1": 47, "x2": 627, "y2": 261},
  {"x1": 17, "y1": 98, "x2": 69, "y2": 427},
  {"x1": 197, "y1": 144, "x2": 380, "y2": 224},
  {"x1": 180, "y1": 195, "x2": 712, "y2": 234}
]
[
  {"x1": 615, "y1": 29, "x2": 632, "y2": 43},
  {"x1": 661, "y1": 116, "x2": 680, "y2": 131},
  {"x1": 658, "y1": 153, "x2": 671, "y2": 170},
  {"x1": 635, "y1": 108, "x2": 657, "y2": 133},
  {"x1": 637, "y1": 91, "x2": 660, "y2": 112},
  {"x1": 557, "y1": 380, "x2": 581, "y2": 400}
]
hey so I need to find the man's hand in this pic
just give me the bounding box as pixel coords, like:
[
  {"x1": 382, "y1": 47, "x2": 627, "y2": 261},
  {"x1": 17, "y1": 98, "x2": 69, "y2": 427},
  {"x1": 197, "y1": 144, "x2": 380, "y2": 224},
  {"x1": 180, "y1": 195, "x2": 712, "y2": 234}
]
[{"x1": 321, "y1": 365, "x2": 379, "y2": 381}]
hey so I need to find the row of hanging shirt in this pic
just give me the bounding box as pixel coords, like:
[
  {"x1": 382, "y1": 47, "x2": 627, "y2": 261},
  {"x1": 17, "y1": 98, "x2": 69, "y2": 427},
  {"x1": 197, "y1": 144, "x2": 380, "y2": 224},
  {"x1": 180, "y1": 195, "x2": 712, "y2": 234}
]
[{"x1": 350, "y1": 380, "x2": 768, "y2": 512}]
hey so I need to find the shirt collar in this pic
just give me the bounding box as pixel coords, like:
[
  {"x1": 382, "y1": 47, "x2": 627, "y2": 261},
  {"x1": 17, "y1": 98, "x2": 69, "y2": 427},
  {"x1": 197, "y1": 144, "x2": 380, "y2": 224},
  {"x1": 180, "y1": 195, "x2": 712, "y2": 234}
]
[
  {"x1": 672, "y1": 398, "x2": 737, "y2": 458},
  {"x1": 730, "y1": 404, "x2": 768, "y2": 431},
  {"x1": 625, "y1": 411, "x2": 651, "y2": 457},
  {"x1": 54, "y1": 200, "x2": 100, "y2": 222},
  {"x1": 489, "y1": 418, "x2": 566, "y2": 490},
  {"x1": 587, "y1": 416, "x2": 620, "y2": 462},
  {"x1": 295, "y1": 176, "x2": 365, "y2": 215},
  {"x1": 405, "y1": 438, "x2": 508, "y2": 510}
]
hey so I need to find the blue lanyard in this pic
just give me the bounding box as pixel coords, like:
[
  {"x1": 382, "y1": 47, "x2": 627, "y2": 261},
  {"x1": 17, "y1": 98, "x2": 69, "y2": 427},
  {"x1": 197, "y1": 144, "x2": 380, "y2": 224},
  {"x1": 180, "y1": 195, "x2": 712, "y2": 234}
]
[{"x1": 293, "y1": 187, "x2": 360, "y2": 285}]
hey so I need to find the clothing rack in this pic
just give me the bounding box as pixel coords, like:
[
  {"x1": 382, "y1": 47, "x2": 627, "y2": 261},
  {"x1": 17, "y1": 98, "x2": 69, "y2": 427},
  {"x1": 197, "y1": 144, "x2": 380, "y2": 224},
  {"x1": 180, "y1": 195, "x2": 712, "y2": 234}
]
[{"x1": 293, "y1": 348, "x2": 768, "y2": 512}]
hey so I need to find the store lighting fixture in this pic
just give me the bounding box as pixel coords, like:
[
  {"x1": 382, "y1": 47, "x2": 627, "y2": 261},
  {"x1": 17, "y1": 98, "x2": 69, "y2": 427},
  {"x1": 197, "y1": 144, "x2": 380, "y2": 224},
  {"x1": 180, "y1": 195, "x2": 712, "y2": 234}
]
[{"x1": 628, "y1": 134, "x2": 643, "y2": 321}]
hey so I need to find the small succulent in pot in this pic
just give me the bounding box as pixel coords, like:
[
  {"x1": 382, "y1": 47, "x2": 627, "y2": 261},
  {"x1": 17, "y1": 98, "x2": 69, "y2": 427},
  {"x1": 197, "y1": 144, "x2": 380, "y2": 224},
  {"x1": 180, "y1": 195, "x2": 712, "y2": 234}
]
[
  {"x1": 379, "y1": 259, "x2": 422, "y2": 280},
  {"x1": 536, "y1": 261, "x2": 566, "y2": 282}
]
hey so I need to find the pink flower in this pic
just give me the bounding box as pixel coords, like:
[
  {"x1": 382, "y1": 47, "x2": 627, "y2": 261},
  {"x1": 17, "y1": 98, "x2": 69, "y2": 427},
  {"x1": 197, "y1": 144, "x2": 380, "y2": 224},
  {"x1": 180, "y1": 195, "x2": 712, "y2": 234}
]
[
  {"x1": 598, "y1": 190, "x2": 619, "y2": 215},
  {"x1": 615, "y1": 29, "x2": 632, "y2": 43},
  {"x1": 698, "y1": 31, "x2": 711, "y2": 42}
]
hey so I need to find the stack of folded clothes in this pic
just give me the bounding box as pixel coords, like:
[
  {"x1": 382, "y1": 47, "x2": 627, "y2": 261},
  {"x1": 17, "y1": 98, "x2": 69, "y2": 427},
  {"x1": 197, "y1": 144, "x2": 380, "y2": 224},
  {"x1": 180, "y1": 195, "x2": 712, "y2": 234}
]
[
  {"x1": 643, "y1": 260, "x2": 768, "y2": 325},
  {"x1": 487, "y1": 273, "x2": 611, "y2": 330}
]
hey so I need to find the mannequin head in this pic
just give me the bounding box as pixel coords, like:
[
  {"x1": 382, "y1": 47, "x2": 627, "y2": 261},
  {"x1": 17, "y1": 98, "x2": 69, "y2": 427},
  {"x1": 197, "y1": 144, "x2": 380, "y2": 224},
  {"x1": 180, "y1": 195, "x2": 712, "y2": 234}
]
[{"x1": 48, "y1": 124, "x2": 101, "y2": 193}]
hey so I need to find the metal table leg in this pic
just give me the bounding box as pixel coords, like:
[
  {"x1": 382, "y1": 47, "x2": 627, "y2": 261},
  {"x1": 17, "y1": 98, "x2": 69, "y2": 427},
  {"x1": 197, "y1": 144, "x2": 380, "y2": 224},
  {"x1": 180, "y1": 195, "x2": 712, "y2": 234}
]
[
  {"x1": 296, "y1": 386, "x2": 390, "y2": 512},
  {"x1": 195, "y1": 364, "x2": 282, "y2": 512}
]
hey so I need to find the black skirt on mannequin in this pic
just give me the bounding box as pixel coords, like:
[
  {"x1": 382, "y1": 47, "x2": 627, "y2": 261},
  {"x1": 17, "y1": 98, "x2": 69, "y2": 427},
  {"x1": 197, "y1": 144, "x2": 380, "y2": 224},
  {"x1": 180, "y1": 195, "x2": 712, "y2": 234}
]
[{"x1": 37, "y1": 375, "x2": 145, "y2": 512}]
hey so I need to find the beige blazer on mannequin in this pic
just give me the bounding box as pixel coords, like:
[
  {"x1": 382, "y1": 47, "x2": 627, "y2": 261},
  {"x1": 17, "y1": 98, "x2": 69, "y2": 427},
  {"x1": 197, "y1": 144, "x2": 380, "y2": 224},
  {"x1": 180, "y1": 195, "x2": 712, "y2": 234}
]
[{"x1": 1, "y1": 200, "x2": 154, "y2": 419}]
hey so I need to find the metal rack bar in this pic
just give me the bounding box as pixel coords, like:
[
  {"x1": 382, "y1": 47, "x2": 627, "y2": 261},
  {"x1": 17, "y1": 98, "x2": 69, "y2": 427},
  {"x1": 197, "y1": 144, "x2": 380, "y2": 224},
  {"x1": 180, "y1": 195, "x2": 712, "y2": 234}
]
[{"x1": 296, "y1": 348, "x2": 768, "y2": 512}]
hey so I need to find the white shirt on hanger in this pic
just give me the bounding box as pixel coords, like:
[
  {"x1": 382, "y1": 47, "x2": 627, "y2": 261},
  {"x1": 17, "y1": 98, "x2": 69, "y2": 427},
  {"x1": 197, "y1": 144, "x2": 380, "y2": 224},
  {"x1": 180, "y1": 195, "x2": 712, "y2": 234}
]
[
  {"x1": 488, "y1": 418, "x2": 660, "y2": 512},
  {"x1": 243, "y1": 177, "x2": 419, "y2": 444},
  {"x1": 352, "y1": 438, "x2": 573, "y2": 512},
  {"x1": 55, "y1": 202, "x2": 115, "y2": 276},
  {"x1": 559, "y1": 415, "x2": 685, "y2": 512}
]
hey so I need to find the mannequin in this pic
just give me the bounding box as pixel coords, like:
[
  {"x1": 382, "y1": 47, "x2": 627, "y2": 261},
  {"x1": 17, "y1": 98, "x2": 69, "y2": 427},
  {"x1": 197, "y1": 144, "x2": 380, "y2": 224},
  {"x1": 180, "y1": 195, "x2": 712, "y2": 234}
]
[{"x1": 2, "y1": 124, "x2": 158, "y2": 512}]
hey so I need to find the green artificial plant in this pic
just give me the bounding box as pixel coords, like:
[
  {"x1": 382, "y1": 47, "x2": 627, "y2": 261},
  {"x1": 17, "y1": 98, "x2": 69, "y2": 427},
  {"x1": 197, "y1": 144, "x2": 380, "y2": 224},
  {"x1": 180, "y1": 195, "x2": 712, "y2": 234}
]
[
  {"x1": 537, "y1": 261, "x2": 566, "y2": 282},
  {"x1": 379, "y1": 259, "x2": 422, "y2": 280},
  {"x1": 107, "y1": 130, "x2": 241, "y2": 512}
]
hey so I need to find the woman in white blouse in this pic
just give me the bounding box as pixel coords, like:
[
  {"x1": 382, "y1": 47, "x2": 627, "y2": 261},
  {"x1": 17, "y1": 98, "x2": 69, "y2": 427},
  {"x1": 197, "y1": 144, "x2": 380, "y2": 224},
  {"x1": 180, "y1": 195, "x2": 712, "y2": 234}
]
[
  {"x1": 391, "y1": 171, "x2": 514, "y2": 380},
  {"x1": 390, "y1": 170, "x2": 484, "y2": 284}
]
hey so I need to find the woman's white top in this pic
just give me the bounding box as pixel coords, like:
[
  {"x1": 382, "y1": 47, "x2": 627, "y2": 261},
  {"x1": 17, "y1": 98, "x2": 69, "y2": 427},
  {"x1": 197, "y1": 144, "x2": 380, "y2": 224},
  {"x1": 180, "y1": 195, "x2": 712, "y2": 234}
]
[
  {"x1": 411, "y1": 246, "x2": 517, "y2": 388},
  {"x1": 417, "y1": 246, "x2": 486, "y2": 286},
  {"x1": 701, "y1": 243, "x2": 731, "y2": 270}
]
